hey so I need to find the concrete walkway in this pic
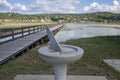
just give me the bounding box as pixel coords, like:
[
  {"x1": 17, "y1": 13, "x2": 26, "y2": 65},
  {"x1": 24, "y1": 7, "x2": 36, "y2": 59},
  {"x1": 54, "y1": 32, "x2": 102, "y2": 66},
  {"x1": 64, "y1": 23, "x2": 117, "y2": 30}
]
[
  {"x1": 104, "y1": 59, "x2": 120, "y2": 72},
  {"x1": 14, "y1": 75, "x2": 107, "y2": 80},
  {"x1": 0, "y1": 24, "x2": 63, "y2": 64}
]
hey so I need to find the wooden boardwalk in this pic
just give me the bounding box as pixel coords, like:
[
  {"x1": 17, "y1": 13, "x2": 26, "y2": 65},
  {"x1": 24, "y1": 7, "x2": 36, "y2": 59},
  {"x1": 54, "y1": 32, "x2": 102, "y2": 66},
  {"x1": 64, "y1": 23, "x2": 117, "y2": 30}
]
[{"x1": 0, "y1": 24, "x2": 63, "y2": 64}]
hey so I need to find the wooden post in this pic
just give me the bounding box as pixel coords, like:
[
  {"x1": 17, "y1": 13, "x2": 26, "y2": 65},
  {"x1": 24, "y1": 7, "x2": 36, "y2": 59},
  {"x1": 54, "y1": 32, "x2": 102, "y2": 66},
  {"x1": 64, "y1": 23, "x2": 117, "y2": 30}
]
[
  {"x1": 39, "y1": 26, "x2": 41, "y2": 31},
  {"x1": 43, "y1": 26, "x2": 45, "y2": 30},
  {"x1": 42, "y1": 26, "x2": 43, "y2": 31},
  {"x1": 22, "y1": 28, "x2": 24, "y2": 37},
  {"x1": 37, "y1": 26, "x2": 39, "y2": 32},
  {"x1": 12, "y1": 29, "x2": 14, "y2": 40},
  {"x1": 28, "y1": 27, "x2": 30, "y2": 35},
  {"x1": 34, "y1": 27, "x2": 35, "y2": 33}
]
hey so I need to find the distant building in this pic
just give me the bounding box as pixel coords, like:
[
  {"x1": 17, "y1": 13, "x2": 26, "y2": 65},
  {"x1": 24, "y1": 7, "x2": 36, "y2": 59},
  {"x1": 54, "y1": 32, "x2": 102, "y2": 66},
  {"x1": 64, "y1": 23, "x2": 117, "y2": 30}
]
[
  {"x1": 40, "y1": 19, "x2": 45, "y2": 22},
  {"x1": 3, "y1": 19, "x2": 15, "y2": 22}
]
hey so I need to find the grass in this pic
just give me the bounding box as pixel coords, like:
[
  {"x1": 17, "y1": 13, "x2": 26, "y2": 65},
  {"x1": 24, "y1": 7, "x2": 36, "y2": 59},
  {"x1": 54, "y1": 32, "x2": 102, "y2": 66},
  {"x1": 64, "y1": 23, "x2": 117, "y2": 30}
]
[
  {"x1": 0, "y1": 22, "x2": 55, "y2": 28},
  {"x1": 0, "y1": 22, "x2": 55, "y2": 37},
  {"x1": 66, "y1": 36, "x2": 120, "y2": 80},
  {"x1": 0, "y1": 36, "x2": 120, "y2": 80}
]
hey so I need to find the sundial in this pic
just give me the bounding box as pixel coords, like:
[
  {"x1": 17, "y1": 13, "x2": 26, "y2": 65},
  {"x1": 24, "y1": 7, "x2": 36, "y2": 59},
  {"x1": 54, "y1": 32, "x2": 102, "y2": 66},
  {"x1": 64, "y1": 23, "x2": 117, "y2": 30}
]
[
  {"x1": 46, "y1": 27, "x2": 62, "y2": 52},
  {"x1": 38, "y1": 27, "x2": 84, "y2": 80}
]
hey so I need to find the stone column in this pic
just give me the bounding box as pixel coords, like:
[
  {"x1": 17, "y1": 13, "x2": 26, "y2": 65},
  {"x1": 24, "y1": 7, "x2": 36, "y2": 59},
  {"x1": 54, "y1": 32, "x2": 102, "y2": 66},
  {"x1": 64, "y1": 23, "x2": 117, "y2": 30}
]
[{"x1": 53, "y1": 63, "x2": 67, "y2": 80}]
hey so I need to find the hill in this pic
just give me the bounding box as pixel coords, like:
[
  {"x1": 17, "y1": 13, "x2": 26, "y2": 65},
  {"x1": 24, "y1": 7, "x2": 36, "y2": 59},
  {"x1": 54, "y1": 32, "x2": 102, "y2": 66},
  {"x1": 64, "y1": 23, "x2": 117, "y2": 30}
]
[{"x1": 0, "y1": 12, "x2": 120, "y2": 24}]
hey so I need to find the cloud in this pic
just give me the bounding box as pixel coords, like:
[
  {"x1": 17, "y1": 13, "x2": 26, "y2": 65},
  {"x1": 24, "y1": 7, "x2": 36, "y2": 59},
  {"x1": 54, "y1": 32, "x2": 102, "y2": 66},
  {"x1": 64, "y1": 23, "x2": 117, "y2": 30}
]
[
  {"x1": 83, "y1": 0, "x2": 120, "y2": 13},
  {"x1": 113, "y1": 0, "x2": 119, "y2": 6},
  {"x1": 12, "y1": 3, "x2": 27, "y2": 11},
  {"x1": 0, "y1": 0, "x2": 120, "y2": 14},
  {"x1": 0, "y1": 0, "x2": 27, "y2": 13},
  {"x1": 0, "y1": 0, "x2": 80, "y2": 14},
  {"x1": 28, "y1": 0, "x2": 80, "y2": 13},
  {"x1": 0, "y1": 0, "x2": 12, "y2": 11}
]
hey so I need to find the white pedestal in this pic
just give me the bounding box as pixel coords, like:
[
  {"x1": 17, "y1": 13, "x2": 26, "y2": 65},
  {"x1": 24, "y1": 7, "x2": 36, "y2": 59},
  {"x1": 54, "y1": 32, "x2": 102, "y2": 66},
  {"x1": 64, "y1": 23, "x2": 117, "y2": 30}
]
[{"x1": 53, "y1": 63, "x2": 67, "y2": 80}]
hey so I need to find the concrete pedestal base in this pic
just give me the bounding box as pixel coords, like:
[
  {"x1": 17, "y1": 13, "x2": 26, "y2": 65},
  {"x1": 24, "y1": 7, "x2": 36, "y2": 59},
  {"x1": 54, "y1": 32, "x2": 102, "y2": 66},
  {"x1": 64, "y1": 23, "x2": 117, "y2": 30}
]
[
  {"x1": 14, "y1": 75, "x2": 107, "y2": 80},
  {"x1": 104, "y1": 59, "x2": 120, "y2": 72},
  {"x1": 54, "y1": 63, "x2": 67, "y2": 80}
]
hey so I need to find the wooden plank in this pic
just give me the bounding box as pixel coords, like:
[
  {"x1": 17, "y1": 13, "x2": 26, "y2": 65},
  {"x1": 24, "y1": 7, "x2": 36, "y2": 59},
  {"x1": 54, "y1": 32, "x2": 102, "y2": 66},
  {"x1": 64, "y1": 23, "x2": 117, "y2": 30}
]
[{"x1": 0, "y1": 24, "x2": 63, "y2": 64}]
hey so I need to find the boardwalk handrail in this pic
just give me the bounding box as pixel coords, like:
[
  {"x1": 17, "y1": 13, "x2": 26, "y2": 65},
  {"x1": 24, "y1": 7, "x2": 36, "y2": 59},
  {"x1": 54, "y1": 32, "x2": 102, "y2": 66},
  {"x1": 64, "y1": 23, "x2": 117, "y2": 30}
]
[
  {"x1": 0, "y1": 24, "x2": 63, "y2": 64},
  {"x1": 0, "y1": 24, "x2": 57, "y2": 44}
]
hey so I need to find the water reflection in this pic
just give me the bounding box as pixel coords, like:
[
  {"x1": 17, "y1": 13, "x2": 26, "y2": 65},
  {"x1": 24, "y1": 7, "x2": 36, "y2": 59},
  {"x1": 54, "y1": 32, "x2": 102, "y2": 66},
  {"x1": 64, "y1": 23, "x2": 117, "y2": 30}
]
[{"x1": 55, "y1": 23, "x2": 120, "y2": 42}]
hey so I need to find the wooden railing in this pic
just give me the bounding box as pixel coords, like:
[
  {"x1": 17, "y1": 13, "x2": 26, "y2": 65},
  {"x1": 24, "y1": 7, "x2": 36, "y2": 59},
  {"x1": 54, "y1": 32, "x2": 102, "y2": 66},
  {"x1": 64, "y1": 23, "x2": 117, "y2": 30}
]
[{"x1": 0, "y1": 24, "x2": 57, "y2": 44}]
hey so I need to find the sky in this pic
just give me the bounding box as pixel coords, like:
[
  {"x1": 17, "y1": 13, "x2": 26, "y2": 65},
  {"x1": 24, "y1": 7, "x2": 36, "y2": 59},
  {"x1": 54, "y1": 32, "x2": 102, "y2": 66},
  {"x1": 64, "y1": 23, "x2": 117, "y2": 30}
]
[{"x1": 0, "y1": 0, "x2": 120, "y2": 14}]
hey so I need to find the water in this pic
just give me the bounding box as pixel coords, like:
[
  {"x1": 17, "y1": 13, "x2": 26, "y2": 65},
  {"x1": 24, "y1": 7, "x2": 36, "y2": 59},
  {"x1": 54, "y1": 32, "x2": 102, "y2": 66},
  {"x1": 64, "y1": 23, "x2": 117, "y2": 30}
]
[{"x1": 55, "y1": 23, "x2": 120, "y2": 42}]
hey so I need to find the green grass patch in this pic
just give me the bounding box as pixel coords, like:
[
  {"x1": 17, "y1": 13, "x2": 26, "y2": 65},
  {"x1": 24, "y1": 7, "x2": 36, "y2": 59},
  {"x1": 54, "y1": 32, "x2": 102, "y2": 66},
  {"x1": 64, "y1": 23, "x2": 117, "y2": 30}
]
[
  {"x1": 66, "y1": 36, "x2": 120, "y2": 80},
  {"x1": 0, "y1": 22, "x2": 55, "y2": 28},
  {"x1": 0, "y1": 36, "x2": 120, "y2": 80}
]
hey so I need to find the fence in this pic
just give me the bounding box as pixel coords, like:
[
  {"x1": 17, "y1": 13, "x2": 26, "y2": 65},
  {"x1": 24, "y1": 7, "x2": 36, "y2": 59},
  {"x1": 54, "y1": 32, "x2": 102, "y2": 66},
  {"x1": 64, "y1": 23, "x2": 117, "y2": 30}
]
[{"x1": 0, "y1": 24, "x2": 57, "y2": 44}]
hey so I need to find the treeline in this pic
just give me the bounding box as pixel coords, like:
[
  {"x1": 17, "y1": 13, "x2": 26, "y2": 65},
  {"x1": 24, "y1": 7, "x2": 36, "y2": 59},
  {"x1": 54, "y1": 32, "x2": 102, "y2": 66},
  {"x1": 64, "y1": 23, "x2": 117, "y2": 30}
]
[
  {"x1": 0, "y1": 12, "x2": 120, "y2": 24},
  {"x1": 80, "y1": 12, "x2": 120, "y2": 23},
  {"x1": 0, "y1": 13, "x2": 51, "y2": 23}
]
